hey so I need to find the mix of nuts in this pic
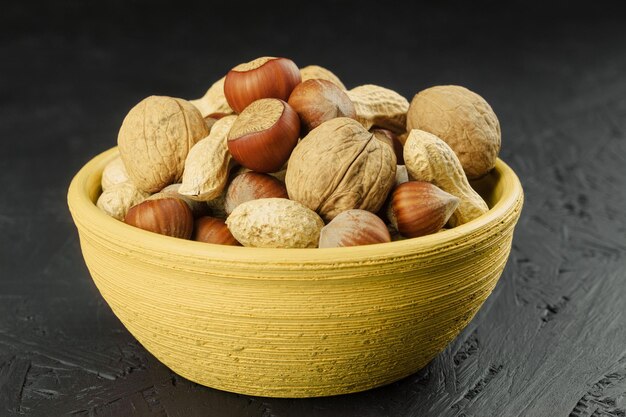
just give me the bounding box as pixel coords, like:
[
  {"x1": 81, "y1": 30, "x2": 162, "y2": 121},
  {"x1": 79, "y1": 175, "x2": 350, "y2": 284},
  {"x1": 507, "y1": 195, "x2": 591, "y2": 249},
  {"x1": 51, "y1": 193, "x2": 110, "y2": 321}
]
[{"x1": 97, "y1": 56, "x2": 501, "y2": 248}]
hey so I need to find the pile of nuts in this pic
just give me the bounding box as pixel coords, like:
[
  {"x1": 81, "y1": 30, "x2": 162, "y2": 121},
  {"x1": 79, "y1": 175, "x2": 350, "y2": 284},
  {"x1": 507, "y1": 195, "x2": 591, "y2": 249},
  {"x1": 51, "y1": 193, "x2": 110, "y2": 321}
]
[{"x1": 97, "y1": 56, "x2": 501, "y2": 248}]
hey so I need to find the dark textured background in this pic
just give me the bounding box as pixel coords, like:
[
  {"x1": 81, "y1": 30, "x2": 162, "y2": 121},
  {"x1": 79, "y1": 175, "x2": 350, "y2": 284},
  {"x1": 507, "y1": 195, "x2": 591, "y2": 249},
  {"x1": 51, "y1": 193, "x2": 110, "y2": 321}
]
[{"x1": 1, "y1": 1, "x2": 625, "y2": 416}]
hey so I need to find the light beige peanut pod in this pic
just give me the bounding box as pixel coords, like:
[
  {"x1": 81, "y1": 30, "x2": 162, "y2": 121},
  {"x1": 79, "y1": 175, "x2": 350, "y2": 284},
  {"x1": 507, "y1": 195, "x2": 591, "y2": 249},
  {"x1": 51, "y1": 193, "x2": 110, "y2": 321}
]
[
  {"x1": 404, "y1": 129, "x2": 488, "y2": 227},
  {"x1": 346, "y1": 84, "x2": 409, "y2": 134},
  {"x1": 101, "y1": 156, "x2": 129, "y2": 191},
  {"x1": 189, "y1": 76, "x2": 234, "y2": 118},
  {"x1": 96, "y1": 181, "x2": 149, "y2": 220},
  {"x1": 300, "y1": 65, "x2": 346, "y2": 90},
  {"x1": 225, "y1": 198, "x2": 324, "y2": 248},
  {"x1": 178, "y1": 115, "x2": 237, "y2": 201},
  {"x1": 286, "y1": 117, "x2": 396, "y2": 222},
  {"x1": 118, "y1": 96, "x2": 209, "y2": 193},
  {"x1": 407, "y1": 85, "x2": 501, "y2": 179}
]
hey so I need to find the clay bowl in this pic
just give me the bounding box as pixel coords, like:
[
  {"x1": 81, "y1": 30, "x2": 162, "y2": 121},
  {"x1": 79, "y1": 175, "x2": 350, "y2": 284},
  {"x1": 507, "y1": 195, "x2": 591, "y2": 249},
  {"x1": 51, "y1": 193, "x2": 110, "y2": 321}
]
[{"x1": 67, "y1": 147, "x2": 523, "y2": 398}]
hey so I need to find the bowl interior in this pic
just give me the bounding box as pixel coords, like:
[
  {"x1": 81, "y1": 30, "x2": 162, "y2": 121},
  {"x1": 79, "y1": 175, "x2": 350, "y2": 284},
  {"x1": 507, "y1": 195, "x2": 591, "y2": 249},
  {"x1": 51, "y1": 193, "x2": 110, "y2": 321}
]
[{"x1": 68, "y1": 146, "x2": 523, "y2": 267}]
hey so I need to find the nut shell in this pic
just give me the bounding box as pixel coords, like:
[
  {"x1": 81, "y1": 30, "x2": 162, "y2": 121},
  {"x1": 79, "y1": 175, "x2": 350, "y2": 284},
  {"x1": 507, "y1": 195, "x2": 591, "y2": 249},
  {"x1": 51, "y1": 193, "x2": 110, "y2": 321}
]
[
  {"x1": 118, "y1": 96, "x2": 209, "y2": 193},
  {"x1": 179, "y1": 115, "x2": 237, "y2": 201},
  {"x1": 389, "y1": 181, "x2": 459, "y2": 238},
  {"x1": 403, "y1": 129, "x2": 489, "y2": 227},
  {"x1": 346, "y1": 85, "x2": 409, "y2": 134},
  {"x1": 406, "y1": 85, "x2": 501, "y2": 179},
  {"x1": 124, "y1": 197, "x2": 194, "y2": 239},
  {"x1": 225, "y1": 198, "x2": 324, "y2": 248},
  {"x1": 101, "y1": 156, "x2": 129, "y2": 191},
  {"x1": 285, "y1": 117, "x2": 396, "y2": 221},
  {"x1": 193, "y1": 216, "x2": 240, "y2": 246},
  {"x1": 224, "y1": 171, "x2": 288, "y2": 215},
  {"x1": 300, "y1": 65, "x2": 346, "y2": 90},
  {"x1": 319, "y1": 209, "x2": 391, "y2": 248},
  {"x1": 288, "y1": 79, "x2": 356, "y2": 133},
  {"x1": 97, "y1": 181, "x2": 149, "y2": 220},
  {"x1": 227, "y1": 98, "x2": 300, "y2": 173},
  {"x1": 224, "y1": 57, "x2": 301, "y2": 113}
]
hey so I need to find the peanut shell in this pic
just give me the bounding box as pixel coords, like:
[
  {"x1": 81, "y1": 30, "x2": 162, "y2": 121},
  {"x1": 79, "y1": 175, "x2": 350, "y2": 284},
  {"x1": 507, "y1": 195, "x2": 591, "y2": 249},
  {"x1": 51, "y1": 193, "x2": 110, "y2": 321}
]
[
  {"x1": 96, "y1": 181, "x2": 149, "y2": 221},
  {"x1": 300, "y1": 65, "x2": 346, "y2": 90},
  {"x1": 178, "y1": 115, "x2": 237, "y2": 201},
  {"x1": 346, "y1": 84, "x2": 409, "y2": 134},
  {"x1": 226, "y1": 198, "x2": 324, "y2": 248},
  {"x1": 404, "y1": 129, "x2": 489, "y2": 227}
]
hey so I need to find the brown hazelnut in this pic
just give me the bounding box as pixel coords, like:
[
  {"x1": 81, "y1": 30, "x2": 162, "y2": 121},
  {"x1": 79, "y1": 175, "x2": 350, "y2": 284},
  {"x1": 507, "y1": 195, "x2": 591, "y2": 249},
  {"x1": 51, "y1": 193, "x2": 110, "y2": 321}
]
[
  {"x1": 224, "y1": 57, "x2": 301, "y2": 113},
  {"x1": 148, "y1": 184, "x2": 210, "y2": 218},
  {"x1": 319, "y1": 209, "x2": 391, "y2": 248},
  {"x1": 227, "y1": 98, "x2": 300, "y2": 173},
  {"x1": 193, "y1": 216, "x2": 240, "y2": 246},
  {"x1": 124, "y1": 197, "x2": 194, "y2": 239},
  {"x1": 389, "y1": 181, "x2": 459, "y2": 238},
  {"x1": 224, "y1": 172, "x2": 288, "y2": 215},
  {"x1": 287, "y1": 79, "x2": 356, "y2": 134}
]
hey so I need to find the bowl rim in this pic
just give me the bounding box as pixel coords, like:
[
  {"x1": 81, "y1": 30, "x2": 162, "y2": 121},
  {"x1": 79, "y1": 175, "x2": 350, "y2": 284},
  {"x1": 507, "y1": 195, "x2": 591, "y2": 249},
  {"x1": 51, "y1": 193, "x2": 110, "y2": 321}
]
[{"x1": 68, "y1": 147, "x2": 523, "y2": 265}]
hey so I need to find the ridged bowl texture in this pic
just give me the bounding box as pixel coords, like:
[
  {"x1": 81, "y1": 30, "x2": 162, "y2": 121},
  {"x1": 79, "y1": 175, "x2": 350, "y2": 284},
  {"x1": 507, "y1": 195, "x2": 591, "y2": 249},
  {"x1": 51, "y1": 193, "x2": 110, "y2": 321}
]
[{"x1": 68, "y1": 147, "x2": 523, "y2": 398}]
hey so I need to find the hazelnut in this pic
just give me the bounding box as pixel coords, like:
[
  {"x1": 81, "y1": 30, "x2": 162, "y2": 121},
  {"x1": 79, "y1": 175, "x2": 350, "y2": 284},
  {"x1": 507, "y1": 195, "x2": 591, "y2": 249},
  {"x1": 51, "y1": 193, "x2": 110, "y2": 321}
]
[
  {"x1": 287, "y1": 79, "x2": 356, "y2": 134},
  {"x1": 388, "y1": 181, "x2": 459, "y2": 238},
  {"x1": 406, "y1": 85, "x2": 501, "y2": 179},
  {"x1": 227, "y1": 98, "x2": 300, "y2": 173},
  {"x1": 224, "y1": 57, "x2": 301, "y2": 113},
  {"x1": 193, "y1": 216, "x2": 240, "y2": 246},
  {"x1": 319, "y1": 209, "x2": 391, "y2": 248},
  {"x1": 148, "y1": 184, "x2": 210, "y2": 218},
  {"x1": 224, "y1": 172, "x2": 288, "y2": 215},
  {"x1": 124, "y1": 197, "x2": 194, "y2": 239}
]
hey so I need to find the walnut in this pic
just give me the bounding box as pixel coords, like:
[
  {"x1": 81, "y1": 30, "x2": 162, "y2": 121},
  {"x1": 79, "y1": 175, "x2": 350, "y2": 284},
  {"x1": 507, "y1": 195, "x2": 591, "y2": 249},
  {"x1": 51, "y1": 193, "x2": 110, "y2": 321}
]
[
  {"x1": 406, "y1": 85, "x2": 501, "y2": 179},
  {"x1": 117, "y1": 96, "x2": 209, "y2": 193},
  {"x1": 285, "y1": 117, "x2": 396, "y2": 221}
]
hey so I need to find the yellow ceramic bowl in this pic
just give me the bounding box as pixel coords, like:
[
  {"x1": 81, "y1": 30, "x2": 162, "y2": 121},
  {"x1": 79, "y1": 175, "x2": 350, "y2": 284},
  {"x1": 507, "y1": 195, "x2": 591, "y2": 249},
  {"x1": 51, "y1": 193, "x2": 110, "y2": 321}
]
[{"x1": 67, "y1": 147, "x2": 523, "y2": 398}]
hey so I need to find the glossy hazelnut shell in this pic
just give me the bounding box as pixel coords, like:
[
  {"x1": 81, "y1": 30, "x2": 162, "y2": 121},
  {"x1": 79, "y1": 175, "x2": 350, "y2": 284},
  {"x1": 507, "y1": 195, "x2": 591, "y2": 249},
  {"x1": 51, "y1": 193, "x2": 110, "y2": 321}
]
[
  {"x1": 124, "y1": 197, "x2": 194, "y2": 239},
  {"x1": 224, "y1": 172, "x2": 288, "y2": 215},
  {"x1": 224, "y1": 58, "x2": 301, "y2": 113},
  {"x1": 227, "y1": 100, "x2": 300, "y2": 173},
  {"x1": 391, "y1": 181, "x2": 459, "y2": 238},
  {"x1": 288, "y1": 79, "x2": 356, "y2": 134},
  {"x1": 319, "y1": 209, "x2": 391, "y2": 248},
  {"x1": 193, "y1": 216, "x2": 240, "y2": 246}
]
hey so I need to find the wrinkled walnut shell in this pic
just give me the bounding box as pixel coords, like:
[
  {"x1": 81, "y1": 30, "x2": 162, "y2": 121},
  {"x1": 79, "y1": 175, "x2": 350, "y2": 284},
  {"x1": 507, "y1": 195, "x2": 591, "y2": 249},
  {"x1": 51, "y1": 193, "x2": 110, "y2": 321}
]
[
  {"x1": 285, "y1": 117, "x2": 396, "y2": 221},
  {"x1": 406, "y1": 85, "x2": 501, "y2": 179},
  {"x1": 118, "y1": 96, "x2": 209, "y2": 193}
]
